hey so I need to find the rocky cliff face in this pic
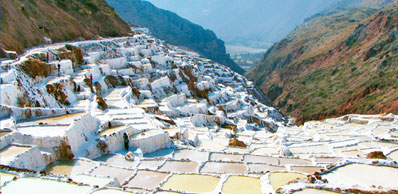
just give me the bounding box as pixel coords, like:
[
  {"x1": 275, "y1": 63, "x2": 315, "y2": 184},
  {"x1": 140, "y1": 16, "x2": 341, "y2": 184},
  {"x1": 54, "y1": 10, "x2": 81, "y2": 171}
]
[
  {"x1": 247, "y1": 2, "x2": 398, "y2": 124},
  {"x1": 1, "y1": 0, "x2": 131, "y2": 53},
  {"x1": 106, "y1": 0, "x2": 244, "y2": 74}
]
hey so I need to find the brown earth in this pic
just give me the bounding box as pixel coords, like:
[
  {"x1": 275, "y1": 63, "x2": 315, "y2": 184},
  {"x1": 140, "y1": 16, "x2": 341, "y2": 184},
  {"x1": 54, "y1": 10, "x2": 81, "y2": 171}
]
[
  {"x1": 247, "y1": 2, "x2": 398, "y2": 124},
  {"x1": 1, "y1": 0, "x2": 131, "y2": 53}
]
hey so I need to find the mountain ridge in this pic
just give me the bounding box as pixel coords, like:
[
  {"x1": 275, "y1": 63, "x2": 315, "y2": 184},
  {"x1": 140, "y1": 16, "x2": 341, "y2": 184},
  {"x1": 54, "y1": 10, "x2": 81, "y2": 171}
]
[
  {"x1": 147, "y1": 0, "x2": 339, "y2": 48},
  {"x1": 106, "y1": 0, "x2": 244, "y2": 74},
  {"x1": 247, "y1": 1, "x2": 398, "y2": 124}
]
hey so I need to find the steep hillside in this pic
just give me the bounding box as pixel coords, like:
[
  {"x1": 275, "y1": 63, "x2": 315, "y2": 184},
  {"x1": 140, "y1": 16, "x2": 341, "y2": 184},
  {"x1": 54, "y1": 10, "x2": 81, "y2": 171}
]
[
  {"x1": 1, "y1": 0, "x2": 131, "y2": 53},
  {"x1": 247, "y1": 2, "x2": 398, "y2": 124},
  {"x1": 306, "y1": 0, "x2": 394, "y2": 21},
  {"x1": 148, "y1": 0, "x2": 338, "y2": 49},
  {"x1": 106, "y1": 0, "x2": 244, "y2": 74}
]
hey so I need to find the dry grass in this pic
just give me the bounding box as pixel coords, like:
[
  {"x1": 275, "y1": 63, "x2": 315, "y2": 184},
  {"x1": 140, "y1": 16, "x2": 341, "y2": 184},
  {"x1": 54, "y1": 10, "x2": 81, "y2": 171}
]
[
  {"x1": 104, "y1": 75, "x2": 126, "y2": 88},
  {"x1": 46, "y1": 83, "x2": 70, "y2": 106},
  {"x1": 96, "y1": 95, "x2": 108, "y2": 110},
  {"x1": 20, "y1": 58, "x2": 55, "y2": 79},
  {"x1": 1, "y1": 0, "x2": 131, "y2": 53},
  {"x1": 229, "y1": 138, "x2": 247, "y2": 148}
]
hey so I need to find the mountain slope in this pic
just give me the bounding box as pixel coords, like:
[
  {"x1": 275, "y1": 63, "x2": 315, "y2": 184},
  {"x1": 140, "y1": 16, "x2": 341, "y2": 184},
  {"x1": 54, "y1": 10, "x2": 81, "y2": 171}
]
[
  {"x1": 148, "y1": 0, "x2": 338, "y2": 48},
  {"x1": 1, "y1": 0, "x2": 131, "y2": 53},
  {"x1": 247, "y1": 2, "x2": 398, "y2": 124},
  {"x1": 105, "y1": 0, "x2": 244, "y2": 74},
  {"x1": 305, "y1": 0, "x2": 394, "y2": 21}
]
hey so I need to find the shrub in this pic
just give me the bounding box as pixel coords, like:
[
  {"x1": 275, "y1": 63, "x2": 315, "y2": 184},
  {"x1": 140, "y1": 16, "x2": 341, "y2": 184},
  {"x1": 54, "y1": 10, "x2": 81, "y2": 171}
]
[{"x1": 20, "y1": 58, "x2": 55, "y2": 79}]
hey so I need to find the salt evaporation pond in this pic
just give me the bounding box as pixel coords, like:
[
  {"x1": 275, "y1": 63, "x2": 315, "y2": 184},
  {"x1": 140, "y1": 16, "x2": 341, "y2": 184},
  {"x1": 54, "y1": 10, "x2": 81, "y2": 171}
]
[
  {"x1": 90, "y1": 165, "x2": 134, "y2": 183},
  {"x1": 161, "y1": 174, "x2": 220, "y2": 193},
  {"x1": 0, "y1": 172, "x2": 17, "y2": 186},
  {"x1": 0, "y1": 145, "x2": 31, "y2": 164},
  {"x1": 244, "y1": 155, "x2": 279, "y2": 165},
  {"x1": 138, "y1": 160, "x2": 164, "y2": 170},
  {"x1": 251, "y1": 147, "x2": 279, "y2": 155},
  {"x1": 269, "y1": 172, "x2": 306, "y2": 191},
  {"x1": 1, "y1": 177, "x2": 91, "y2": 194},
  {"x1": 294, "y1": 188, "x2": 340, "y2": 194},
  {"x1": 201, "y1": 162, "x2": 247, "y2": 174},
  {"x1": 222, "y1": 176, "x2": 261, "y2": 194},
  {"x1": 248, "y1": 164, "x2": 286, "y2": 173},
  {"x1": 159, "y1": 161, "x2": 199, "y2": 173},
  {"x1": 126, "y1": 170, "x2": 169, "y2": 190},
  {"x1": 388, "y1": 150, "x2": 398, "y2": 161},
  {"x1": 70, "y1": 174, "x2": 113, "y2": 187},
  {"x1": 290, "y1": 145, "x2": 331, "y2": 154},
  {"x1": 323, "y1": 164, "x2": 398, "y2": 189},
  {"x1": 99, "y1": 126, "x2": 126, "y2": 136},
  {"x1": 0, "y1": 131, "x2": 11, "y2": 137},
  {"x1": 173, "y1": 149, "x2": 209, "y2": 162},
  {"x1": 18, "y1": 112, "x2": 84, "y2": 126},
  {"x1": 144, "y1": 148, "x2": 174, "y2": 158},
  {"x1": 211, "y1": 153, "x2": 243, "y2": 162},
  {"x1": 290, "y1": 166, "x2": 324, "y2": 174},
  {"x1": 18, "y1": 126, "x2": 69, "y2": 137},
  {"x1": 45, "y1": 160, "x2": 96, "y2": 176},
  {"x1": 92, "y1": 189, "x2": 132, "y2": 194},
  {"x1": 95, "y1": 154, "x2": 139, "y2": 168}
]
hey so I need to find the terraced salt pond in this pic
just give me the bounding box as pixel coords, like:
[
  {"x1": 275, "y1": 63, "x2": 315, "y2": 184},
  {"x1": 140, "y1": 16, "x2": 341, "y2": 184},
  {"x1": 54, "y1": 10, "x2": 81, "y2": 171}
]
[
  {"x1": 45, "y1": 160, "x2": 97, "y2": 176},
  {"x1": 90, "y1": 165, "x2": 134, "y2": 183},
  {"x1": 99, "y1": 126, "x2": 126, "y2": 136},
  {"x1": 248, "y1": 164, "x2": 286, "y2": 173},
  {"x1": 323, "y1": 164, "x2": 398, "y2": 189},
  {"x1": 18, "y1": 113, "x2": 84, "y2": 126},
  {"x1": 201, "y1": 162, "x2": 247, "y2": 174},
  {"x1": 294, "y1": 188, "x2": 340, "y2": 194},
  {"x1": 159, "y1": 161, "x2": 199, "y2": 173},
  {"x1": 198, "y1": 137, "x2": 228, "y2": 151},
  {"x1": 70, "y1": 174, "x2": 113, "y2": 187},
  {"x1": 1, "y1": 177, "x2": 91, "y2": 194},
  {"x1": 95, "y1": 154, "x2": 139, "y2": 168},
  {"x1": 388, "y1": 150, "x2": 398, "y2": 161},
  {"x1": 138, "y1": 160, "x2": 164, "y2": 170},
  {"x1": 0, "y1": 145, "x2": 31, "y2": 164},
  {"x1": 93, "y1": 189, "x2": 133, "y2": 194},
  {"x1": 222, "y1": 176, "x2": 261, "y2": 194},
  {"x1": 0, "y1": 131, "x2": 11, "y2": 137},
  {"x1": 173, "y1": 149, "x2": 209, "y2": 162},
  {"x1": 0, "y1": 172, "x2": 17, "y2": 186},
  {"x1": 290, "y1": 166, "x2": 324, "y2": 174},
  {"x1": 161, "y1": 174, "x2": 220, "y2": 193},
  {"x1": 269, "y1": 172, "x2": 306, "y2": 191},
  {"x1": 211, "y1": 153, "x2": 243, "y2": 162},
  {"x1": 17, "y1": 126, "x2": 69, "y2": 137},
  {"x1": 126, "y1": 170, "x2": 169, "y2": 190},
  {"x1": 2, "y1": 32, "x2": 398, "y2": 194},
  {"x1": 290, "y1": 145, "x2": 331, "y2": 154},
  {"x1": 251, "y1": 147, "x2": 279, "y2": 155}
]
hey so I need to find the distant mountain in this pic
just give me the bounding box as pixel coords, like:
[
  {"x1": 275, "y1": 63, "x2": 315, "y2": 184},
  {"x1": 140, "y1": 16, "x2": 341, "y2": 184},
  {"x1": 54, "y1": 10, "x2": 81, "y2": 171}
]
[
  {"x1": 147, "y1": 0, "x2": 339, "y2": 48},
  {"x1": 1, "y1": 0, "x2": 131, "y2": 53},
  {"x1": 106, "y1": 0, "x2": 244, "y2": 74},
  {"x1": 305, "y1": 0, "x2": 394, "y2": 21},
  {"x1": 247, "y1": 1, "x2": 398, "y2": 124}
]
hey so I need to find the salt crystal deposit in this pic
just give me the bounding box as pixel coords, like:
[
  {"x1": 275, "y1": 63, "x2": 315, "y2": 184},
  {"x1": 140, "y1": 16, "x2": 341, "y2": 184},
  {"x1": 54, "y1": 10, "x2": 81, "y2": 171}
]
[{"x1": 1, "y1": 28, "x2": 398, "y2": 194}]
